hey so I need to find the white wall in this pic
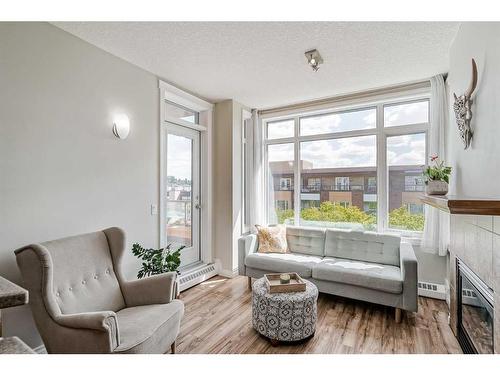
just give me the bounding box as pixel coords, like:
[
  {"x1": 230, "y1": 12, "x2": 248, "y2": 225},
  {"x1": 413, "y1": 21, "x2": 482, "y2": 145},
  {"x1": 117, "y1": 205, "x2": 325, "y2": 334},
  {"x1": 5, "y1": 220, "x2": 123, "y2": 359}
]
[
  {"x1": 445, "y1": 23, "x2": 500, "y2": 197},
  {"x1": 0, "y1": 22, "x2": 160, "y2": 348},
  {"x1": 213, "y1": 99, "x2": 249, "y2": 276}
]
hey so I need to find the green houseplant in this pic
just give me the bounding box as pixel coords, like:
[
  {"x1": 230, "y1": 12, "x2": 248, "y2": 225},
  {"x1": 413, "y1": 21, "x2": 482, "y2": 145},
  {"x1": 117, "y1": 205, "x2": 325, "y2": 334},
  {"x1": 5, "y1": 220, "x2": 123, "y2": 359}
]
[
  {"x1": 423, "y1": 155, "x2": 452, "y2": 195},
  {"x1": 132, "y1": 243, "x2": 185, "y2": 279}
]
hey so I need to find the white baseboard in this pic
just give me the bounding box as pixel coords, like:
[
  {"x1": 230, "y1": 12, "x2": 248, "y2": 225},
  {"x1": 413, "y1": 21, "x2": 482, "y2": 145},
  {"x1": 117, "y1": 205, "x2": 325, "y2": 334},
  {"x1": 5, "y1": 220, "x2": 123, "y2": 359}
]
[
  {"x1": 418, "y1": 281, "x2": 446, "y2": 300},
  {"x1": 218, "y1": 267, "x2": 239, "y2": 278}
]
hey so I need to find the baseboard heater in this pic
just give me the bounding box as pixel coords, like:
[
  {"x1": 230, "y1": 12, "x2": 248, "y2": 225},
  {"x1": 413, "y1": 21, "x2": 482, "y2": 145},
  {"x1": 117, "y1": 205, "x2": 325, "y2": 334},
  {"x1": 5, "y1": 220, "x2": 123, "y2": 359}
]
[
  {"x1": 178, "y1": 263, "x2": 217, "y2": 292},
  {"x1": 418, "y1": 281, "x2": 446, "y2": 300}
]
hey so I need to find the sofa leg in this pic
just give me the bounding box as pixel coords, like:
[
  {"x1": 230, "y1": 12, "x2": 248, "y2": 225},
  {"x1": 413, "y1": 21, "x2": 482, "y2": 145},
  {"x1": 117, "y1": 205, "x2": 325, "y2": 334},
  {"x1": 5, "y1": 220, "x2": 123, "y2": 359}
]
[
  {"x1": 171, "y1": 341, "x2": 176, "y2": 354},
  {"x1": 395, "y1": 308, "x2": 402, "y2": 323},
  {"x1": 247, "y1": 276, "x2": 252, "y2": 290}
]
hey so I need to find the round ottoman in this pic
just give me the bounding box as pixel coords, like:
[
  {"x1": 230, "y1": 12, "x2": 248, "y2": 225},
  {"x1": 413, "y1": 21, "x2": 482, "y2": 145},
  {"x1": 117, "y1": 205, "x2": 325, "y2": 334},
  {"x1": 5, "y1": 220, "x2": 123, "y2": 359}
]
[{"x1": 252, "y1": 277, "x2": 318, "y2": 345}]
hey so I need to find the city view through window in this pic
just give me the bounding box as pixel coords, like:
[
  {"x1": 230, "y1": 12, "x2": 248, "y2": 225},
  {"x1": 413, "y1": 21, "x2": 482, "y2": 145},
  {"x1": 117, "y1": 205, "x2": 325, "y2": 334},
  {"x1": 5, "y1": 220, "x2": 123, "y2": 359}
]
[{"x1": 266, "y1": 99, "x2": 428, "y2": 232}]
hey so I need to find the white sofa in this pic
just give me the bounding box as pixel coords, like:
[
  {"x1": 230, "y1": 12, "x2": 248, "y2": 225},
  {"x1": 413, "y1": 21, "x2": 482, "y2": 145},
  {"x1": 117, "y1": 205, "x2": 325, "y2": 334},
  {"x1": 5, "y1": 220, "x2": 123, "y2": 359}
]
[{"x1": 238, "y1": 226, "x2": 418, "y2": 321}]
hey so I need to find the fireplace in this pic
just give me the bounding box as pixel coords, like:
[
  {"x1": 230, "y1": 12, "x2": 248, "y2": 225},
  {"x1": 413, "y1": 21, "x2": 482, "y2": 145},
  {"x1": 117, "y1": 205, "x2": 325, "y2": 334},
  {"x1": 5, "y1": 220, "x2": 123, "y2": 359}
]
[{"x1": 457, "y1": 259, "x2": 495, "y2": 354}]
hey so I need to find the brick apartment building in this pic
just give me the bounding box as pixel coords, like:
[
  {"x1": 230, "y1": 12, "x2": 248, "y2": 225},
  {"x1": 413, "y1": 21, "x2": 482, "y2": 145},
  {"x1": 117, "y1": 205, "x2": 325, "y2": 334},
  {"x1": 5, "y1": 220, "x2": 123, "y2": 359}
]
[{"x1": 270, "y1": 161, "x2": 425, "y2": 216}]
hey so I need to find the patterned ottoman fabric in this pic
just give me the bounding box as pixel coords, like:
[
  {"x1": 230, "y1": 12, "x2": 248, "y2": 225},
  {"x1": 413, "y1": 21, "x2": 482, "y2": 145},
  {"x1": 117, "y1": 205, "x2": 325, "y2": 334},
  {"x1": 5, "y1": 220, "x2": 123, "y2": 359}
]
[{"x1": 252, "y1": 277, "x2": 318, "y2": 342}]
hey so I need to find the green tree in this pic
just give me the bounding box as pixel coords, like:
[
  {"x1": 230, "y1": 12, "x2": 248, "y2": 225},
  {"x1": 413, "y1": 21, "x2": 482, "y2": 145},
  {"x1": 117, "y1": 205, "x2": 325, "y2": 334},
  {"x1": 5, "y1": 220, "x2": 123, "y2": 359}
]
[
  {"x1": 301, "y1": 201, "x2": 375, "y2": 227},
  {"x1": 276, "y1": 209, "x2": 294, "y2": 224},
  {"x1": 388, "y1": 206, "x2": 424, "y2": 231}
]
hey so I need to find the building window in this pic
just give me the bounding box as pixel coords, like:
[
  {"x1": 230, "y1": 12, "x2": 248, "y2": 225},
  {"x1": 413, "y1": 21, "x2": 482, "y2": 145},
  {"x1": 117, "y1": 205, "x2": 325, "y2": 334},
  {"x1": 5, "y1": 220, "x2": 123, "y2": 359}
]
[
  {"x1": 263, "y1": 94, "x2": 429, "y2": 234},
  {"x1": 306, "y1": 177, "x2": 321, "y2": 191},
  {"x1": 276, "y1": 200, "x2": 289, "y2": 211},
  {"x1": 335, "y1": 177, "x2": 350, "y2": 191},
  {"x1": 279, "y1": 177, "x2": 293, "y2": 190}
]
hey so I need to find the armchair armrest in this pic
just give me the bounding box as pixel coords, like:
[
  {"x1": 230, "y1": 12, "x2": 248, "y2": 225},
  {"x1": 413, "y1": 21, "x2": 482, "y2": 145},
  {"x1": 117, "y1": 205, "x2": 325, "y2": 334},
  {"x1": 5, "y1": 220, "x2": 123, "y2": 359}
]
[
  {"x1": 399, "y1": 241, "x2": 418, "y2": 312},
  {"x1": 54, "y1": 311, "x2": 119, "y2": 350},
  {"x1": 55, "y1": 310, "x2": 117, "y2": 331},
  {"x1": 120, "y1": 272, "x2": 178, "y2": 307},
  {"x1": 238, "y1": 234, "x2": 258, "y2": 276}
]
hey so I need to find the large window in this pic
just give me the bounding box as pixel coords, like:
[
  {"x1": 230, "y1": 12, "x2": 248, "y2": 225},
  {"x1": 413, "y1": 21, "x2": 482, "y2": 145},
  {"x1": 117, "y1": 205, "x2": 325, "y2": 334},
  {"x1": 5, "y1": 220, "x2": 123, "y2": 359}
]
[{"x1": 263, "y1": 96, "x2": 429, "y2": 235}]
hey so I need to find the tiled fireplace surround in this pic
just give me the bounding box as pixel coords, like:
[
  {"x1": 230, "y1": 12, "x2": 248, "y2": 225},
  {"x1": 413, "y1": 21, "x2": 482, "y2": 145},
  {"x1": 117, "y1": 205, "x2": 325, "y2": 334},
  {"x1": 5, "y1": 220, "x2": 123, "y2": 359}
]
[{"x1": 447, "y1": 214, "x2": 500, "y2": 353}]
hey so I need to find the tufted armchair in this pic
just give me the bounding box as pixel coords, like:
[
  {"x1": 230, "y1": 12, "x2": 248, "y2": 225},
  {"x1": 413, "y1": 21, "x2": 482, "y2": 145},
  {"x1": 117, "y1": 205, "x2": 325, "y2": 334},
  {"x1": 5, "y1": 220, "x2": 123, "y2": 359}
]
[{"x1": 14, "y1": 227, "x2": 184, "y2": 354}]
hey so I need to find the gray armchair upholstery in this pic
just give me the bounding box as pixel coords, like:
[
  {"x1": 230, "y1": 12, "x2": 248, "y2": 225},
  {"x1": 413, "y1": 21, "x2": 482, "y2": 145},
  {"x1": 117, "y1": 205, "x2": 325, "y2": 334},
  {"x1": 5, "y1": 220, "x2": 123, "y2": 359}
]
[{"x1": 14, "y1": 227, "x2": 184, "y2": 354}]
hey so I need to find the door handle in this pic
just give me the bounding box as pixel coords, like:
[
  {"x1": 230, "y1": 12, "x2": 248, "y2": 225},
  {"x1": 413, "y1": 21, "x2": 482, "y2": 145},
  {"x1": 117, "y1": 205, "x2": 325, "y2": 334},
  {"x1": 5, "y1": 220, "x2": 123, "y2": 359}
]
[{"x1": 195, "y1": 203, "x2": 202, "y2": 209}]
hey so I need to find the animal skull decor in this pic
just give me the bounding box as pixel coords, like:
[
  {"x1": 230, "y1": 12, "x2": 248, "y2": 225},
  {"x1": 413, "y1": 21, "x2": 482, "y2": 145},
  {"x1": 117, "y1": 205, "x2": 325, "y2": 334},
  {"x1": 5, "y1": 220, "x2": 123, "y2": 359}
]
[{"x1": 453, "y1": 58, "x2": 478, "y2": 149}]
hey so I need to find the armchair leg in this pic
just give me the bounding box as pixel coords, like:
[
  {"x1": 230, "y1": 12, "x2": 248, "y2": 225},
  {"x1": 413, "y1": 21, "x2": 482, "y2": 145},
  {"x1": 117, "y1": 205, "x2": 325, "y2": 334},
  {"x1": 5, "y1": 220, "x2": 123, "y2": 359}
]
[
  {"x1": 247, "y1": 276, "x2": 252, "y2": 290},
  {"x1": 395, "y1": 308, "x2": 402, "y2": 323},
  {"x1": 171, "y1": 341, "x2": 176, "y2": 354}
]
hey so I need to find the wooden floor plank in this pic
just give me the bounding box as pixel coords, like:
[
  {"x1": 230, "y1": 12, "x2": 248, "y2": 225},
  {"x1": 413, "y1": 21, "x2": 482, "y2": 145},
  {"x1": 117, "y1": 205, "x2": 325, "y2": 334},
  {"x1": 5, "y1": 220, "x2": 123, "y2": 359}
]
[{"x1": 177, "y1": 276, "x2": 462, "y2": 354}]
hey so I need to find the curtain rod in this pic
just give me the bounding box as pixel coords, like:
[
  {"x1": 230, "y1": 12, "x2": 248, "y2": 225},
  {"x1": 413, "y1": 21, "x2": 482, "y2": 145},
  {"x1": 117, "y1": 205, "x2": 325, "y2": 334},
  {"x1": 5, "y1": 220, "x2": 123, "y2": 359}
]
[{"x1": 258, "y1": 79, "x2": 431, "y2": 116}]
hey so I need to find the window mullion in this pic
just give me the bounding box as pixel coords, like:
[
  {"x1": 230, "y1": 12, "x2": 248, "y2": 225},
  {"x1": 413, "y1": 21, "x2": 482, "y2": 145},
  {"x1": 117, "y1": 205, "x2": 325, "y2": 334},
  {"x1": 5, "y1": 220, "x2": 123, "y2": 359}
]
[
  {"x1": 293, "y1": 117, "x2": 300, "y2": 226},
  {"x1": 376, "y1": 104, "x2": 387, "y2": 233}
]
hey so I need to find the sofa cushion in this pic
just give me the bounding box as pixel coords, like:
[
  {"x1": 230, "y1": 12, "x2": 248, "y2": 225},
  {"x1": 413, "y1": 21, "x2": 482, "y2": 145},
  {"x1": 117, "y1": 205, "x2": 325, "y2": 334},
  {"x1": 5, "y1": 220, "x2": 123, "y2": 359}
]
[
  {"x1": 286, "y1": 226, "x2": 326, "y2": 256},
  {"x1": 115, "y1": 300, "x2": 184, "y2": 354},
  {"x1": 312, "y1": 257, "x2": 403, "y2": 294},
  {"x1": 244, "y1": 252, "x2": 323, "y2": 278},
  {"x1": 255, "y1": 225, "x2": 289, "y2": 254},
  {"x1": 324, "y1": 229, "x2": 401, "y2": 266}
]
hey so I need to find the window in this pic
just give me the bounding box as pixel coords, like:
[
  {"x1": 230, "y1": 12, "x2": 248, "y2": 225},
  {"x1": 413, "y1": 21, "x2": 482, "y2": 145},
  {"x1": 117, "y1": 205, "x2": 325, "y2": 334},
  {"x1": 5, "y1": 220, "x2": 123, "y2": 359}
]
[
  {"x1": 335, "y1": 177, "x2": 350, "y2": 191},
  {"x1": 276, "y1": 200, "x2": 289, "y2": 210},
  {"x1": 268, "y1": 143, "x2": 295, "y2": 225},
  {"x1": 387, "y1": 133, "x2": 426, "y2": 232},
  {"x1": 263, "y1": 93, "x2": 429, "y2": 235},
  {"x1": 300, "y1": 108, "x2": 376, "y2": 136},
  {"x1": 367, "y1": 177, "x2": 377, "y2": 193},
  {"x1": 404, "y1": 175, "x2": 424, "y2": 192},
  {"x1": 306, "y1": 177, "x2": 321, "y2": 191},
  {"x1": 267, "y1": 119, "x2": 294, "y2": 139},
  {"x1": 384, "y1": 100, "x2": 429, "y2": 127},
  {"x1": 280, "y1": 177, "x2": 293, "y2": 190},
  {"x1": 165, "y1": 101, "x2": 199, "y2": 124}
]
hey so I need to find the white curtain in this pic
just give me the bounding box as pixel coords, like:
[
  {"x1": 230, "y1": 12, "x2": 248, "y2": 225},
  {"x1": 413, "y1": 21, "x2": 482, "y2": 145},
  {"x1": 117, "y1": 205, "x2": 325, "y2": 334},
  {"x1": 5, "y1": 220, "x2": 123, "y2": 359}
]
[
  {"x1": 250, "y1": 109, "x2": 265, "y2": 230},
  {"x1": 422, "y1": 74, "x2": 449, "y2": 256}
]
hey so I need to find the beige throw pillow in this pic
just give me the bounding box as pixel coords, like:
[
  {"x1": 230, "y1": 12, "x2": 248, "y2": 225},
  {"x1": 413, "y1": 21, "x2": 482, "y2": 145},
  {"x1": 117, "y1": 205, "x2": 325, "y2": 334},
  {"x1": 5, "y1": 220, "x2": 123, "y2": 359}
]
[{"x1": 255, "y1": 225, "x2": 289, "y2": 254}]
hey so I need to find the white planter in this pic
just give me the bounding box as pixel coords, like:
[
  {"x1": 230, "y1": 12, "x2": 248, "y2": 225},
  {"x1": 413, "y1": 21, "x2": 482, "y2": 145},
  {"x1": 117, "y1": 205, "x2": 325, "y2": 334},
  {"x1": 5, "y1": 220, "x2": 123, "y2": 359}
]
[{"x1": 425, "y1": 180, "x2": 449, "y2": 195}]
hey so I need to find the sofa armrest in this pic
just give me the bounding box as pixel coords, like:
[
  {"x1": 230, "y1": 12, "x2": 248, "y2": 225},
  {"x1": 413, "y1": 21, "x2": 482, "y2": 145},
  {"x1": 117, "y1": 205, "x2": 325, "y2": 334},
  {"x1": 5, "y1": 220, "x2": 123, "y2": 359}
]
[
  {"x1": 238, "y1": 234, "x2": 258, "y2": 276},
  {"x1": 399, "y1": 241, "x2": 418, "y2": 312},
  {"x1": 54, "y1": 310, "x2": 119, "y2": 349},
  {"x1": 120, "y1": 272, "x2": 178, "y2": 307}
]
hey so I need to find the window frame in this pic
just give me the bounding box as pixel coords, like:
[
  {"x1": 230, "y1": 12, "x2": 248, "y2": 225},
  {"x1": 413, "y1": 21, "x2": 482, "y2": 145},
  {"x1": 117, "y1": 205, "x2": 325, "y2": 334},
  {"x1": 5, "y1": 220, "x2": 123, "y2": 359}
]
[{"x1": 262, "y1": 93, "x2": 430, "y2": 238}]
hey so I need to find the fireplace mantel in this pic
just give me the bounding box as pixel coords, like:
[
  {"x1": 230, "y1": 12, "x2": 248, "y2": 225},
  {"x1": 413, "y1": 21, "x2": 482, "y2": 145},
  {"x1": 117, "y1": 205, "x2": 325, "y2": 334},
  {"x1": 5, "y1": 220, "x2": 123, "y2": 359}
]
[{"x1": 420, "y1": 194, "x2": 500, "y2": 216}]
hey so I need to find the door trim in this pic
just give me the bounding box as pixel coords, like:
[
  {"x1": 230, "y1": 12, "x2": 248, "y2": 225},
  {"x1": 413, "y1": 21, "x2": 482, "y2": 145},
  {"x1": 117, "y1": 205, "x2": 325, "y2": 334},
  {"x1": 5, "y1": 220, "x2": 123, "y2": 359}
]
[{"x1": 159, "y1": 80, "x2": 214, "y2": 267}]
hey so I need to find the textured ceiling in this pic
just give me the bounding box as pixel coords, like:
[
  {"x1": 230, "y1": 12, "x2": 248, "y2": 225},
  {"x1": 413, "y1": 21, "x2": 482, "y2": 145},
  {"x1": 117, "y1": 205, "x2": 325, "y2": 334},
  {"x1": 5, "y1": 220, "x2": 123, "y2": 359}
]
[{"x1": 52, "y1": 22, "x2": 459, "y2": 109}]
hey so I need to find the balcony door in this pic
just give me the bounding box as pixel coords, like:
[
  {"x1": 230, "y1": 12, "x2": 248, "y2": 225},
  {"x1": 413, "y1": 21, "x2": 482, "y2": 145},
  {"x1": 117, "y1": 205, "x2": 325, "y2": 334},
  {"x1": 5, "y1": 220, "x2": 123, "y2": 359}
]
[{"x1": 165, "y1": 124, "x2": 201, "y2": 268}]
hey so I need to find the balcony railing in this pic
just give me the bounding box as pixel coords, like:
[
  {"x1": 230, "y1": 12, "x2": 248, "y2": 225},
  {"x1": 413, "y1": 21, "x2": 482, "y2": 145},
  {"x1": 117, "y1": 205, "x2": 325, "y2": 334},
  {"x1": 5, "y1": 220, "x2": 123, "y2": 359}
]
[
  {"x1": 404, "y1": 184, "x2": 425, "y2": 192},
  {"x1": 299, "y1": 184, "x2": 378, "y2": 193}
]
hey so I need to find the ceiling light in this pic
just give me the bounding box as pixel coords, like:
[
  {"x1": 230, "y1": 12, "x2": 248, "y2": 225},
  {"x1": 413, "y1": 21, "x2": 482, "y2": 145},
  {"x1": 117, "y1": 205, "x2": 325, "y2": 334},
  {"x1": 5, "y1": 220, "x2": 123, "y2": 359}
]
[{"x1": 305, "y1": 49, "x2": 323, "y2": 72}]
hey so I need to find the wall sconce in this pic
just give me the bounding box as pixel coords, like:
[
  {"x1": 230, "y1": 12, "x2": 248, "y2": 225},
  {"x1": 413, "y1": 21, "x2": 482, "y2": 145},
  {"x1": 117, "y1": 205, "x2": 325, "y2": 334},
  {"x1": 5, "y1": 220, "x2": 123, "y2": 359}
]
[
  {"x1": 112, "y1": 114, "x2": 130, "y2": 139},
  {"x1": 305, "y1": 49, "x2": 323, "y2": 72}
]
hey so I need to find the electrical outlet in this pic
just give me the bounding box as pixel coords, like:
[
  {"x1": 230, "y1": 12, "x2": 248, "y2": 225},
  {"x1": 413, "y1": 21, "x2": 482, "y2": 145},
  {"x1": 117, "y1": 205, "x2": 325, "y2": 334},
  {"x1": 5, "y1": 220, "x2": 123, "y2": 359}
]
[{"x1": 150, "y1": 204, "x2": 158, "y2": 216}]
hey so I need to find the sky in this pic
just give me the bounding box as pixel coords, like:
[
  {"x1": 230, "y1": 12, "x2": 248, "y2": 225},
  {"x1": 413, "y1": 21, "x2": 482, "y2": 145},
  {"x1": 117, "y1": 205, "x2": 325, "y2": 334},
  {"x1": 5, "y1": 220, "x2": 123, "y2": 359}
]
[
  {"x1": 167, "y1": 101, "x2": 427, "y2": 182},
  {"x1": 167, "y1": 134, "x2": 192, "y2": 181},
  {"x1": 268, "y1": 102, "x2": 427, "y2": 169}
]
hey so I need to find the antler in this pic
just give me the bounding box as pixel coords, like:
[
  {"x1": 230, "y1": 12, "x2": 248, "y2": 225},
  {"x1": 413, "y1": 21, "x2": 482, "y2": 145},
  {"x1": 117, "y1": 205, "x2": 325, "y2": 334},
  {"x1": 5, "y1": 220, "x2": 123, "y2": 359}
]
[{"x1": 465, "y1": 58, "x2": 478, "y2": 97}]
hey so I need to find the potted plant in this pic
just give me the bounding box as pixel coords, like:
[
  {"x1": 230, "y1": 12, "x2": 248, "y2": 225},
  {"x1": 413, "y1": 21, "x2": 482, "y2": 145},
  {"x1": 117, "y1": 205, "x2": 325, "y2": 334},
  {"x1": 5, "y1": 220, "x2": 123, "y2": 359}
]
[
  {"x1": 132, "y1": 243, "x2": 185, "y2": 279},
  {"x1": 423, "y1": 155, "x2": 452, "y2": 195}
]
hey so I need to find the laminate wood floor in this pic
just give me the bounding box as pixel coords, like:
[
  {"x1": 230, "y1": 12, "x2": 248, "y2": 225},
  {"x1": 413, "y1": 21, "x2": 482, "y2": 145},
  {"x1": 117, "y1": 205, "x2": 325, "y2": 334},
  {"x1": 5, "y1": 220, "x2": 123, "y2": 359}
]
[{"x1": 177, "y1": 276, "x2": 462, "y2": 354}]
